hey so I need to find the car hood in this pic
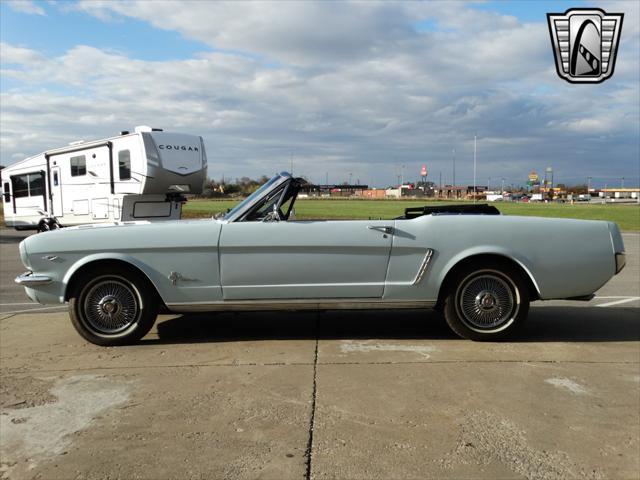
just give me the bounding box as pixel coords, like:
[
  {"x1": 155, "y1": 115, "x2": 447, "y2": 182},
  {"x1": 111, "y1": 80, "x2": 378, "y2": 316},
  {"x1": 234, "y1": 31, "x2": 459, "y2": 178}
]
[{"x1": 21, "y1": 218, "x2": 223, "y2": 256}]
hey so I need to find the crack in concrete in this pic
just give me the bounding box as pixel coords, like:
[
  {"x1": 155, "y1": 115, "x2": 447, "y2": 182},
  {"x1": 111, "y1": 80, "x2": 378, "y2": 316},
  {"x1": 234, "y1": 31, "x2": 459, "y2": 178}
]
[{"x1": 304, "y1": 317, "x2": 319, "y2": 480}]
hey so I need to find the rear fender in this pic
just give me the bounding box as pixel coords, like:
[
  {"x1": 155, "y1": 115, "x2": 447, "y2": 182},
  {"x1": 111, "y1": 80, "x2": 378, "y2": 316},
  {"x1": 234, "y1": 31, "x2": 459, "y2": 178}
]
[{"x1": 436, "y1": 246, "x2": 541, "y2": 298}]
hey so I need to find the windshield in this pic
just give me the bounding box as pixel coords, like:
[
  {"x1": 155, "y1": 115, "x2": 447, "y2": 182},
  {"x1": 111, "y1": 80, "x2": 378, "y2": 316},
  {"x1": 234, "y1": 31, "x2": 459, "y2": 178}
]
[{"x1": 223, "y1": 175, "x2": 282, "y2": 220}]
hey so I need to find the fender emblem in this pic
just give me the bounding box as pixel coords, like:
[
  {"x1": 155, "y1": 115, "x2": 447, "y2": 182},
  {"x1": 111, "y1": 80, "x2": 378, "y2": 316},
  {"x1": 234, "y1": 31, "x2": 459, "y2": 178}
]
[{"x1": 168, "y1": 271, "x2": 198, "y2": 286}]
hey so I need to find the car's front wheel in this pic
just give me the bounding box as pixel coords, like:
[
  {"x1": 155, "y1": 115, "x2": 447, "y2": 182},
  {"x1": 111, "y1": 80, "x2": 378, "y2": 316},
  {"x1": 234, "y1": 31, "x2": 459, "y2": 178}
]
[
  {"x1": 69, "y1": 266, "x2": 158, "y2": 346},
  {"x1": 443, "y1": 261, "x2": 529, "y2": 341}
]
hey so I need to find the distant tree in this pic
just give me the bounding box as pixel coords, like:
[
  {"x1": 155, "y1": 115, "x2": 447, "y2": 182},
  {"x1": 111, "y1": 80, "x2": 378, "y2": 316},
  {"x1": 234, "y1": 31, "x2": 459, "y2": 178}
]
[{"x1": 566, "y1": 184, "x2": 588, "y2": 194}]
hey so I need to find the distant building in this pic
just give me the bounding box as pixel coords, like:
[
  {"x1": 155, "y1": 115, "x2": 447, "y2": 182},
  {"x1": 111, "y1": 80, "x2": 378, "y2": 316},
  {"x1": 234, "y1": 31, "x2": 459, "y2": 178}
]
[
  {"x1": 299, "y1": 184, "x2": 368, "y2": 198},
  {"x1": 434, "y1": 186, "x2": 488, "y2": 200},
  {"x1": 598, "y1": 188, "x2": 639, "y2": 200},
  {"x1": 356, "y1": 189, "x2": 386, "y2": 199}
]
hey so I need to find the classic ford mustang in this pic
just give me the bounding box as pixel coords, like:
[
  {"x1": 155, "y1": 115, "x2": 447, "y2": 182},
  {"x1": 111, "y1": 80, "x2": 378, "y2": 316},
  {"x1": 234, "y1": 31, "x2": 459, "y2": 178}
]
[{"x1": 16, "y1": 172, "x2": 626, "y2": 345}]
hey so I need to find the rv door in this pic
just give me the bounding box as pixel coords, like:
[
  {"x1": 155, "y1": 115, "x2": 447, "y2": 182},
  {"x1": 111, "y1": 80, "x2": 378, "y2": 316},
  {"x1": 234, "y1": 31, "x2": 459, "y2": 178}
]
[{"x1": 51, "y1": 167, "x2": 63, "y2": 217}]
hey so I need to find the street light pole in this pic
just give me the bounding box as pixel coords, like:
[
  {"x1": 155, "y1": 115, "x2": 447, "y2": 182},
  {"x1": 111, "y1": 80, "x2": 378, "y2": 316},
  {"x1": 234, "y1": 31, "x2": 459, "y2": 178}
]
[
  {"x1": 587, "y1": 176, "x2": 592, "y2": 193},
  {"x1": 452, "y1": 148, "x2": 456, "y2": 186},
  {"x1": 501, "y1": 177, "x2": 505, "y2": 192},
  {"x1": 473, "y1": 134, "x2": 477, "y2": 203}
]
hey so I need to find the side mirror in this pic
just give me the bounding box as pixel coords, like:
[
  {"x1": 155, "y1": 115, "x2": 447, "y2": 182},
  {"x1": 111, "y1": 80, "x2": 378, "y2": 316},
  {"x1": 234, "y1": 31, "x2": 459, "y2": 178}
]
[{"x1": 289, "y1": 207, "x2": 296, "y2": 221}]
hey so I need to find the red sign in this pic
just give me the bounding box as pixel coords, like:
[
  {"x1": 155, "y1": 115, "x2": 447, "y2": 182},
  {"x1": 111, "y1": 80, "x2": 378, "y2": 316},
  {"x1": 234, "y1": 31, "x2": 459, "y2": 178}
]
[{"x1": 420, "y1": 165, "x2": 427, "y2": 176}]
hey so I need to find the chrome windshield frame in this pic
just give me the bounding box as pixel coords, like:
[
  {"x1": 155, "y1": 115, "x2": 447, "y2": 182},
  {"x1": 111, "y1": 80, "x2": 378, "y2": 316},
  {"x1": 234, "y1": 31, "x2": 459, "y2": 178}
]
[{"x1": 223, "y1": 172, "x2": 293, "y2": 223}]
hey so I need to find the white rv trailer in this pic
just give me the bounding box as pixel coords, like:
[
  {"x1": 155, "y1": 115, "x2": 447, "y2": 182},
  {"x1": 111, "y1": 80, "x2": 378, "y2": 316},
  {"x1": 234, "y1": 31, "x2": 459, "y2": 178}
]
[{"x1": 1, "y1": 126, "x2": 207, "y2": 231}]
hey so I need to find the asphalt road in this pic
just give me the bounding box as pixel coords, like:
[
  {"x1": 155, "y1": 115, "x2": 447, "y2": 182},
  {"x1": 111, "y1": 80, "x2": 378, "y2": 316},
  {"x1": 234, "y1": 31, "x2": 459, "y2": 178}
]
[{"x1": 0, "y1": 228, "x2": 638, "y2": 480}]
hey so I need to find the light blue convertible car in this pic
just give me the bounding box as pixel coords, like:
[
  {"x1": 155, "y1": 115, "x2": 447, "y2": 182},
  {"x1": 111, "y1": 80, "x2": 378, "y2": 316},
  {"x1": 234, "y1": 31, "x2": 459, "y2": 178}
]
[{"x1": 16, "y1": 172, "x2": 626, "y2": 345}]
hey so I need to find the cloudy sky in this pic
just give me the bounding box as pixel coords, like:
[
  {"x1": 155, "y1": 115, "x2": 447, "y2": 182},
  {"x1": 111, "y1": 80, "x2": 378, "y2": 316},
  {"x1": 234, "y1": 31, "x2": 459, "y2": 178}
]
[{"x1": 1, "y1": 0, "x2": 638, "y2": 188}]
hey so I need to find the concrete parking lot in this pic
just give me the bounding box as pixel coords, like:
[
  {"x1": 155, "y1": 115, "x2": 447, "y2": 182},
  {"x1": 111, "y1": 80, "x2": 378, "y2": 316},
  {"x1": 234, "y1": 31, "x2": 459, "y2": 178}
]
[{"x1": 1, "y1": 228, "x2": 638, "y2": 480}]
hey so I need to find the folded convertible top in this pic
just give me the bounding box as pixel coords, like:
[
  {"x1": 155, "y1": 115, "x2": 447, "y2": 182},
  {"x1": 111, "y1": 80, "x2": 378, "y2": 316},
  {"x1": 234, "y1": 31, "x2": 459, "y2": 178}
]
[{"x1": 402, "y1": 203, "x2": 500, "y2": 219}]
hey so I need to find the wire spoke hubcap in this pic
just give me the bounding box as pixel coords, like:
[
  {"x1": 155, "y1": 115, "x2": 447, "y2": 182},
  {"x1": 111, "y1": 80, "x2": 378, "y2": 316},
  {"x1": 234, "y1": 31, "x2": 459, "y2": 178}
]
[
  {"x1": 83, "y1": 279, "x2": 140, "y2": 334},
  {"x1": 458, "y1": 273, "x2": 517, "y2": 330}
]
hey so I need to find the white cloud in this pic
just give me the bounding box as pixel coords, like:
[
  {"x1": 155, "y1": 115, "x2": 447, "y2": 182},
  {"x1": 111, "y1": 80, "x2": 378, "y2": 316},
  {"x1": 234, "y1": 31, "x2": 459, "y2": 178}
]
[
  {"x1": 0, "y1": 1, "x2": 638, "y2": 187},
  {"x1": 0, "y1": 42, "x2": 47, "y2": 65},
  {"x1": 6, "y1": 0, "x2": 45, "y2": 15}
]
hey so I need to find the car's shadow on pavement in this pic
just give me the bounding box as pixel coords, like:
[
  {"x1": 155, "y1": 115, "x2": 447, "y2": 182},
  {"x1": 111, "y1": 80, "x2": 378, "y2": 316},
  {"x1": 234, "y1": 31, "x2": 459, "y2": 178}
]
[{"x1": 149, "y1": 306, "x2": 640, "y2": 345}]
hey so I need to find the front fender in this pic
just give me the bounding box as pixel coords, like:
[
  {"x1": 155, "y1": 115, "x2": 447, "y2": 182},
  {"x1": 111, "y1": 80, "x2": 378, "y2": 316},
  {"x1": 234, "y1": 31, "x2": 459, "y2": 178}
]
[{"x1": 62, "y1": 253, "x2": 160, "y2": 300}]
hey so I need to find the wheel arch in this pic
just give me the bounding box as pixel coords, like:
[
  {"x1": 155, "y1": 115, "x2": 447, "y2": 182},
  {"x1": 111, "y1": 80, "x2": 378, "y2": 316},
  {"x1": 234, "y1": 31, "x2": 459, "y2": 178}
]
[
  {"x1": 63, "y1": 255, "x2": 164, "y2": 306},
  {"x1": 436, "y1": 252, "x2": 541, "y2": 307}
]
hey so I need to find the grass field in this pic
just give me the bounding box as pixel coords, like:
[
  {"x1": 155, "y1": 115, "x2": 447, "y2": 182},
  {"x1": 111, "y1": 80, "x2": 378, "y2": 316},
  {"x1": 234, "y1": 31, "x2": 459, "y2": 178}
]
[
  {"x1": 183, "y1": 198, "x2": 640, "y2": 231},
  {"x1": 1, "y1": 199, "x2": 637, "y2": 231}
]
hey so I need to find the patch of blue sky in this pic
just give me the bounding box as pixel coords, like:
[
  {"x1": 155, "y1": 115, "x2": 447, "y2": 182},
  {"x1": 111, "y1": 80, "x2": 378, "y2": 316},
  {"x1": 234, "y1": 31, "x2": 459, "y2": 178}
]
[
  {"x1": 470, "y1": 0, "x2": 593, "y2": 23},
  {"x1": 414, "y1": 18, "x2": 441, "y2": 33},
  {"x1": 0, "y1": 2, "x2": 211, "y2": 61},
  {"x1": 0, "y1": 77, "x2": 22, "y2": 90}
]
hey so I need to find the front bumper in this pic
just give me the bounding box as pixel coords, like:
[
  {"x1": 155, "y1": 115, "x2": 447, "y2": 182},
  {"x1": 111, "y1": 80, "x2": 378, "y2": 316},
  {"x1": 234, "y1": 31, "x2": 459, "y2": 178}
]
[{"x1": 15, "y1": 271, "x2": 53, "y2": 286}]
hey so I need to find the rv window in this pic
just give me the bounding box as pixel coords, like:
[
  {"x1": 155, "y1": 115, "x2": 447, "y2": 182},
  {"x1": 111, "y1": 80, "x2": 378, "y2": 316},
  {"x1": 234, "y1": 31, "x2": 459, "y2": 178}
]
[
  {"x1": 70, "y1": 155, "x2": 86, "y2": 176},
  {"x1": 118, "y1": 150, "x2": 131, "y2": 180},
  {"x1": 11, "y1": 175, "x2": 29, "y2": 198},
  {"x1": 2, "y1": 182, "x2": 9, "y2": 202},
  {"x1": 53, "y1": 171, "x2": 59, "y2": 186},
  {"x1": 29, "y1": 173, "x2": 44, "y2": 196}
]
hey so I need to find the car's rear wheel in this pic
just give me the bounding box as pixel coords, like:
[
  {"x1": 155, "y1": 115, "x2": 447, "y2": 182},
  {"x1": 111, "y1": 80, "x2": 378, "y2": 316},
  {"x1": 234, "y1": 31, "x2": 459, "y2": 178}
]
[
  {"x1": 443, "y1": 261, "x2": 529, "y2": 341},
  {"x1": 69, "y1": 266, "x2": 158, "y2": 346}
]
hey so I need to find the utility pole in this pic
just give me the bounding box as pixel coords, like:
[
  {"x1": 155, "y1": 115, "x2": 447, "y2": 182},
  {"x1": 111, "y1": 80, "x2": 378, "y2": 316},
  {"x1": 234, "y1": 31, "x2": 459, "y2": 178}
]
[
  {"x1": 452, "y1": 148, "x2": 456, "y2": 186},
  {"x1": 621, "y1": 176, "x2": 625, "y2": 188},
  {"x1": 401, "y1": 164, "x2": 405, "y2": 185},
  {"x1": 501, "y1": 177, "x2": 505, "y2": 192},
  {"x1": 349, "y1": 172, "x2": 353, "y2": 185},
  {"x1": 473, "y1": 134, "x2": 477, "y2": 203},
  {"x1": 325, "y1": 172, "x2": 328, "y2": 185},
  {"x1": 587, "y1": 176, "x2": 592, "y2": 193},
  {"x1": 488, "y1": 177, "x2": 491, "y2": 191},
  {"x1": 439, "y1": 171, "x2": 442, "y2": 188}
]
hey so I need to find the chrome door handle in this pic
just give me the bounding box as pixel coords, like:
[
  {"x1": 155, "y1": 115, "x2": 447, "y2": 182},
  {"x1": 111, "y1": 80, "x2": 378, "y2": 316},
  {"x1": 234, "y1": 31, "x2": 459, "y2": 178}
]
[{"x1": 367, "y1": 225, "x2": 393, "y2": 234}]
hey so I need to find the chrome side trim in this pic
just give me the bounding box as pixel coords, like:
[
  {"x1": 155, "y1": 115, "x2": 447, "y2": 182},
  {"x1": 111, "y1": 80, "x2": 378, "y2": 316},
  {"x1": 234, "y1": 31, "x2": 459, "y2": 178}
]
[
  {"x1": 15, "y1": 272, "x2": 53, "y2": 286},
  {"x1": 166, "y1": 299, "x2": 437, "y2": 313},
  {"x1": 412, "y1": 248, "x2": 434, "y2": 285}
]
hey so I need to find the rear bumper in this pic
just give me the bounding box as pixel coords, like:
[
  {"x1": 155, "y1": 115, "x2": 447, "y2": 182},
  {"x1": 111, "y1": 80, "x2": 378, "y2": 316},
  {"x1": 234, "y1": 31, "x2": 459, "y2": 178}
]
[{"x1": 15, "y1": 271, "x2": 53, "y2": 286}]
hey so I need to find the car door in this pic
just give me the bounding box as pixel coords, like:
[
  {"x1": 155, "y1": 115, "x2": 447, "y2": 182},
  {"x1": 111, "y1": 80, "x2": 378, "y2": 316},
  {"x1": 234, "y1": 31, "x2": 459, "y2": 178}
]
[{"x1": 219, "y1": 220, "x2": 394, "y2": 300}]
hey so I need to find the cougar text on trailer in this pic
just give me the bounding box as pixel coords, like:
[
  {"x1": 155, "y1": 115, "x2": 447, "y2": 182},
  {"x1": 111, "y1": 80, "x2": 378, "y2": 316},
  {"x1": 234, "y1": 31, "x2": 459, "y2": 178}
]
[{"x1": 0, "y1": 126, "x2": 207, "y2": 231}]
